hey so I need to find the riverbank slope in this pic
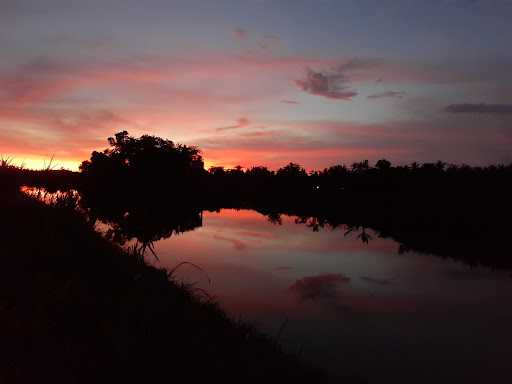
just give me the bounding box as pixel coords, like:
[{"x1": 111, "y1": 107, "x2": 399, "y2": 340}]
[{"x1": 0, "y1": 179, "x2": 322, "y2": 383}]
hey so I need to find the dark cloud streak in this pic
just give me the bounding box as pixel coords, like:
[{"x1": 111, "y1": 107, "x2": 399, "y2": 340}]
[
  {"x1": 367, "y1": 91, "x2": 406, "y2": 99},
  {"x1": 444, "y1": 103, "x2": 512, "y2": 114},
  {"x1": 295, "y1": 67, "x2": 357, "y2": 101},
  {"x1": 233, "y1": 27, "x2": 248, "y2": 39}
]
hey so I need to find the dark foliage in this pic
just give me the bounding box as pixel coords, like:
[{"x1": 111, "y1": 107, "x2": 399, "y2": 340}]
[{"x1": 80, "y1": 131, "x2": 205, "y2": 200}]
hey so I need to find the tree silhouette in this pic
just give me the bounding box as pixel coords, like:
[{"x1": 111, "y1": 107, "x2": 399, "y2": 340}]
[
  {"x1": 351, "y1": 160, "x2": 369, "y2": 173},
  {"x1": 375, "y1": 159, "x2": 391, "y2": 171},
  {"x1": 80, "y1": 131, "x2": 205, "y2": 198},
  {"x1": 277, "y1": 162, "x2": 307, "y2": 178}
]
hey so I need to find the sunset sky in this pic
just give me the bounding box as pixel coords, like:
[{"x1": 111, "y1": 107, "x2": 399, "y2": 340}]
[{"x1": 1, "y1": 0, "x2": 511, "y2": 170}]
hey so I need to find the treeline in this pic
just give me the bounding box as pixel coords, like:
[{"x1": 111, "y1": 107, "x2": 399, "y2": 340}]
[
  {"x1": 77, "y1": 131, "x2": 512, "y2": 203},
  {"x1": 205, "y1": 159, "x2": 512, "y2": 203}
]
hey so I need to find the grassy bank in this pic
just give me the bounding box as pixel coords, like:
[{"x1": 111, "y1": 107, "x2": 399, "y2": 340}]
[{"x1": 0, "y1": 181, "x2": 322, "y2": 383}]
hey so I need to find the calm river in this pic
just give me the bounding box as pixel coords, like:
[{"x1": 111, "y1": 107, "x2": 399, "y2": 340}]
[{"x1": 137, "y1": 208, "x2": 512, "y2": 382}]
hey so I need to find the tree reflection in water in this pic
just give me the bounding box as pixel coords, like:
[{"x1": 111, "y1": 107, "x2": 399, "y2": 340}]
[{"x1": 80, "y1": 190, "x2": 203, "y2": 258}]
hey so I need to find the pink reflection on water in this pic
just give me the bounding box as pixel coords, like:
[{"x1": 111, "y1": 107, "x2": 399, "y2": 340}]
[
  {"x1": 152, "y1": 209, "x2": 512, "y2": 320},
  {"x1": 130, "y1": 208, "x2": 512, "y2": 380}
]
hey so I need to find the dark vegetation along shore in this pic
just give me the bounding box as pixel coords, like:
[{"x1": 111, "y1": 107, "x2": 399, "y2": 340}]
[
  {"x1": 2, "y1": 131, "x2": 512, "y2": 382},
  {"x1": 0, "y1": 164, "x2": 322, "y2": 382}
]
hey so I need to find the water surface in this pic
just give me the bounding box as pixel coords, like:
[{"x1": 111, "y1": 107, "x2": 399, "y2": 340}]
[
  {"x1": 144, "y1": 209, "x2": 512, "y2": 382},
  {"x1": 21, "y1": 186, "x2": 512, "y2": 382}
]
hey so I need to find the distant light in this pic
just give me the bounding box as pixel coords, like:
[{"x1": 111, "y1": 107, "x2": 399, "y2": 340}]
[{"x1": 316, "y1": 185, "x2": 320, "y2": 189}]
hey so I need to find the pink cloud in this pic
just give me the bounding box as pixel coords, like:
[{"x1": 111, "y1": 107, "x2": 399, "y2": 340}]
[
  {"x1": 2, "y1": 53, "x2": 511, "y2": 169},
  {"x1": 198, "y1": 117, "x2": 512, "y2": 169}
]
